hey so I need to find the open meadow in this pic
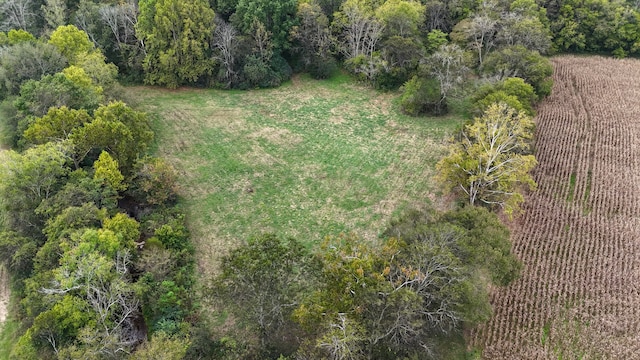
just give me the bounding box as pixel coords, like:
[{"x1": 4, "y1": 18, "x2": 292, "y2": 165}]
[
  {"x1": 126, "y1": 74, "x2": 463, "y2": 277},
  {"x1": 471, "y1": 56, "x2": 640, "y2": 358}
]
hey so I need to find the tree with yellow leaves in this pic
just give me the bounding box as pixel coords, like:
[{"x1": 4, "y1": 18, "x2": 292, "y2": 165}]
[{"x1": 437, "y1": 102, "x2": 537, "y2": 216}]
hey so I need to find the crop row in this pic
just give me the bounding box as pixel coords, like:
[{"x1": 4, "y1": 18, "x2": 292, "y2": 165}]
[{"x1": 470, "y1": 56, "x2": 640, "y2": 358}]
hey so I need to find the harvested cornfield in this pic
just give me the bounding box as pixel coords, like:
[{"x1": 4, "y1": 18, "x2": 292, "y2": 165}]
[{"x1": 470, "y1": 56, "x2": 640, "y2": 358}]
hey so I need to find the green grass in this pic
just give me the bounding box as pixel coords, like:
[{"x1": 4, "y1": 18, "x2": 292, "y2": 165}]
[
  {"x1": 0, "y1": 319, "x2": 18, "y2": 359},
  {"x1": 126, "y1": 74, "x2": 464, "y2": 275}
]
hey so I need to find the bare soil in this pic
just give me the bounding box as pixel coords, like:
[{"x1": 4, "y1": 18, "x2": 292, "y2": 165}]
[{"x1": 0, "y1": 265, "x2": 8, "y2": 324}]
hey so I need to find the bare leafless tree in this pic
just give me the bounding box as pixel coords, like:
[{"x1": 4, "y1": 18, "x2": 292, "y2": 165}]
[
  {"x1": 468, "y1": 14, "x2": 497, "y2": 65},
  {"x1": 426, "y1": 44, "x2": 470, "y2": 102},
  {"x1": 212, "y1": 17, "x2": 239, "y2": 86},
  {"x1": 99, "y1": 1, "x2": 139, "y2": 52},
  {"x1": 0, "y1": 0, "x2": 35, "y2": 31},
  {"x1": 338, "y1": 0, "x2": 384, "y2": 60},
  {"x1": 318, "y1": 313, "x2": 365, "y2": 360}
]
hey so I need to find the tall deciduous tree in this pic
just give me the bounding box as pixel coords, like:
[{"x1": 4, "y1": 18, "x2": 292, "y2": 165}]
[
  {"x1": 15, "y1": 70, "x2": 103, "y2": 117},
  {"x1": 426, "y1": 43, "x2": 470, "y2": 106},
  {"x1": 334, "y1": 0, "x2": 384, "y2": 60},
  {"x1": 137, "y1": 0, "x2": 216, "y2": 88},
  {"x1": 0, "y1": 142, "x2": 69, "y2": 237},
  {"x1": 375, "y1": 0, "x2": 425, "y2": 38},
  {"x1": 0, "y1": 41, "x2": 67, "y2": 96},
  {"x1": 23, "y1": 106, "x2": 91, "y2": 145},
  {"x1": 48, "y1": 25, "x2": 94, "y2": 64},
  {"x1": 291, "y1": 0, "x2": 334, "y2": 78},
  {"x1": 232, "y1": 0, "x2": 298, "y2": 52},
  {"x1": 481, "y1": 45, "x2": 554, "y2": 97},
  {"x1": 41, "y1": 0, "x2": 67, "y2": 32},
  {"x1": 216, "y1": 233, "x2": 316, "y2": 351},
  {"x1": 294, "y1": 232, "x2": 487, "y2": 358},
  {"x1": 70, "y1": 101, "x2": 152, "y2": 174},
  {"x1": 0, "y1": 0, "x2": 35, "y2": 32},
  {"x1": 437, "y1": 103, "x2": 537, "y2": 215}
]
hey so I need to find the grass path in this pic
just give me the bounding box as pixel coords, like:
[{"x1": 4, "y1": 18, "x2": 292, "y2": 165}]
[{"x1": 126, "y1": 74, "x2": 463, "y2": 276}]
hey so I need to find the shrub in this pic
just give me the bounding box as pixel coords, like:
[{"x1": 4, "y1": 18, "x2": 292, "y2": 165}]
[
  {"x1": 399, "y1": 76, "x2": 445, "y2": 116},
  {"x1": 471, "y1": 77, "x2": 537, "y2": 116},
  {"x1": 308, "y1": 55, "x2": 337, "y2": 79}
]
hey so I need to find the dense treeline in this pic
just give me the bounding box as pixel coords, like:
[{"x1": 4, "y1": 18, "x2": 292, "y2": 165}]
[
  {"x1": 210, "y1": 207, "x2": 520, "y2": 359},
  {"x1": 0, "y1": 0, "x2": 636, "y2": 93},
  {"x1": 0, "y1": 25, "x2": 196, "y2": 359}
]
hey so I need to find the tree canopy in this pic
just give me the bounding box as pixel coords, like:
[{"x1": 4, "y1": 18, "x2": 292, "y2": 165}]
[{"x1": 438, "y1": 103, "x2": 537, "y2": 215}]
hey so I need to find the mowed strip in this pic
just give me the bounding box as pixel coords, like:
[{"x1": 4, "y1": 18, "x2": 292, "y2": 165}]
[
  {"x1": 471, "y1": 56, "x2": 640, "y2": 359},
  {"x1": 127, "y1": 74, "x2": 462, "y2": 277}
]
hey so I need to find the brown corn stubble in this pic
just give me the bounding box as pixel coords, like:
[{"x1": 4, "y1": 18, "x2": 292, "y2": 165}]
[{"x1": 470, "y1": 56, "x2": 640, "y2": 359}]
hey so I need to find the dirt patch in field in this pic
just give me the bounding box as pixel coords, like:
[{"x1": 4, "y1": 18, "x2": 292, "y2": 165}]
[
  {"x1": 247, "y1": 127, "x2": 302, "y2": 147},
  {"x1": 0, "y1": 265, "x2": 9, "y2": 324}
]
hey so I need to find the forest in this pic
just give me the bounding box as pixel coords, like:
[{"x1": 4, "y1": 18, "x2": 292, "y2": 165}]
[{"x1": 0, "y1": 0, "x2": 638, "y2": 358}]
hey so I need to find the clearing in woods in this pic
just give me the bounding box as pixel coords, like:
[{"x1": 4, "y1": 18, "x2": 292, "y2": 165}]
[
  {"x1": 126, "y1": 73, "x2": 463, "y2": 278},
  {"x1": 471, "y1": 56, "x2": 640, "y2": 358}
]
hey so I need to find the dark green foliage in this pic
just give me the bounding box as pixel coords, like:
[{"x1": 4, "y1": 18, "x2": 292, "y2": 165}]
[
  {"x1": 14, "y1": 73, "x2": 102, "y2": 117},
  {"x1": 550, "y1": 0, "x2": 640, "y2": 56},
  {"x1": 481, "y1": 45, "x2": 553, "y2": 97},
  {"x1": 308, "y1": 54, "x2": 337, "y2": 79},
  {"x1": 215, "y1": 233, "x2": 316, "y2": 356},
  {"x1": 36, "y1": 170, "x2": 116, "y2": 220},
  {"x1": 232, "y1": 0, "x2": 298, "y2": 52},
  {"x1": 212, "y1": 0, "x2": 240, "y2": 19},
  {"x1": 0, "y1": 42, "x2": 67, "y2": 98},
  {"x1": 137, "y1": 216, "x2": 195, "y2": 338},
  {"x1": 137, "y1": 0, "x2": 216, "y2": 88},
  {"x1": 0, "y1": 231, "x2": 38, "y2": 278},
  {"x1": 240, "y1": 54, "x2": 292, "y2": 88},
  {"x1": 377, "y1": 35, "x2": 423, "y2": 89},
  {"x1": 471, "y1": 77, "x2": 538, "y2": 116},
  {"x1": 399, "y1": 76, "x2": 446, "y2": 116},
  {"x1": 441, "y1": 207, "x2": 522, "y2": 285},
  {"x1": 139, "y1": 277, "x2": 188, "y2": 334},
  {"x1": 383, "y1": 207, "x2": 520, "y2": 287}
]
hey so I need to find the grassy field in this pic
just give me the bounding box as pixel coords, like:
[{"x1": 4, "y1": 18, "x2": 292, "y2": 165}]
[{"x1": 126, "y1": 73, "x2": 464, "y2": 276}]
